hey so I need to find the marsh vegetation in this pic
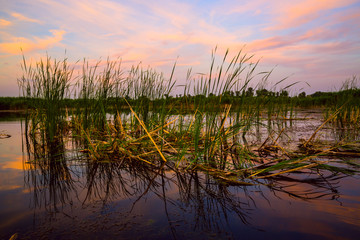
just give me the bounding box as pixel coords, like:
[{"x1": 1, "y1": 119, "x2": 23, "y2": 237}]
[
  {"x1": 1, "y1": 49, "x2": 359, "y2": 239},
  {"x1": 16, "y1": 49, "x2": 360, "y2": 181}
]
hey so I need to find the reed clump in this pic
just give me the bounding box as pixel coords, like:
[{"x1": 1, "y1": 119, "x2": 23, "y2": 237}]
[
  {"x1": 18, "y1": 49, "x2": 360, "y2": 185},
  {"x1": 18, "y1": 55, "x2": 74, "y2": 142}
]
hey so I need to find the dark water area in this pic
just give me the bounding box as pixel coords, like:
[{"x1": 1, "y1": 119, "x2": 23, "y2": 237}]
[{"x1": 0, "y1": 113, "x2": 360, "y2": 240}]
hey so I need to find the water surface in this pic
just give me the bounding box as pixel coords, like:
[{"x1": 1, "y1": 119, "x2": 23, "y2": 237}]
[{"x1": 0, "y1": 114, "x2": 359, "y2": 239}]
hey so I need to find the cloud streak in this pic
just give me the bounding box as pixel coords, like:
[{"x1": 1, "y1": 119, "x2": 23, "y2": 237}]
[
  {"x1": 11, "y1": 12, "x2": 43, "y2": 24},
  {"x1": 264, "y1": 0, "x2": 358, "y2": 31}
]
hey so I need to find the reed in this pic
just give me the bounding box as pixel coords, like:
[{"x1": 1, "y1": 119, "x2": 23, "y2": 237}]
[
  {"x1": 18, "y1": 54, "x2": 74, "y2": 141},
  {"x1": 18, "y1": 49, "x2": 360, "y2": 185}
]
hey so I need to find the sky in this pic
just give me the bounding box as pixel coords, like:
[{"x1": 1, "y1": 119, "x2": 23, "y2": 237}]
[{"x1": 0, "y1": 0, "x2": 359, "y2": 96}]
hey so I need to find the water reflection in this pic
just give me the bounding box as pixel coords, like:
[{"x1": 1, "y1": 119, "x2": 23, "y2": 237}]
[
  {"x1": 1, "y1": 111, "x2": 356, "y2": 239},
  {"x1": 175, "y1": 170, "x2": 253, "y2": 223},
  {"x1": 83, "y1": 160, "x2": 165, "y2": 204},
  {"x1": 266, "y1": 170, "x2": 342, "y2": 201},
  {"x1": 22, "y1": 134, "x2": 356, "y2": 239},
  {"x1": 24, "y1": 136, "x2": 75, "y2": 213}
]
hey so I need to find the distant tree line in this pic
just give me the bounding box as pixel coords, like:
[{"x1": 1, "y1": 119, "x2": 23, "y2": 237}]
[{"x1": 1, "y1": 88, "x2": 359, "y2": 111}]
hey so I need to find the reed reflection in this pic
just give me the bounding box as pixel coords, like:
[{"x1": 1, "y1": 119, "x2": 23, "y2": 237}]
[
  {"x1": 171, "y1": 170, "x2": 254, "y2": 230},
  {"x1": 22, "y1": 130, "x2": 355, "y2": 239},
  {"x1": 266, "y1": 170, "x2": 343, "y2": 201},
  {"x1": 23, "y1": 132, "x2": 76, "y2": 213},
  {"x1": 83, "y1": 160, "x2": 164, "y2": 204}
]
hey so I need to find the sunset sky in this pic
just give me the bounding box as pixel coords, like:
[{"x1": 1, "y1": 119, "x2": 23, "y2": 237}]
[{"x1": 0, "y1": 0, "x2": 359, "y2": 96}]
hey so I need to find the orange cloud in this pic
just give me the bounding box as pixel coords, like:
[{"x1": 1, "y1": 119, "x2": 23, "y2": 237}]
[
  {"x1": 11, "y1": 12, "x2": 42, "y2": 24},
  {"x1": 0, "y1": 19, "x2": 11, "y2": 26},
  {"x1": 0, "y1": 29, "x2": 66, "y2": 54}
]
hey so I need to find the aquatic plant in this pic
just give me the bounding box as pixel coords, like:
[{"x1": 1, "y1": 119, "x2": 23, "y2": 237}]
[
  {"x1": 17, "y1": 49, "x2": 360, "y2": 186},
  {"x1": 18, "y1": 55, "x2": 74, "y2": 141}
]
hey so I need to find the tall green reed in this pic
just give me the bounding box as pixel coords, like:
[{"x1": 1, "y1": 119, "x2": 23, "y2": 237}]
[
  {"x1": 18, "y1": 48, "x2": 302, "y2": 171},
  {"x1": 18, "y1": 55, "x2": 74, "y2": 141},
  {"x1": 182, "y1": 47, "x2": 273, "y2": 169}
]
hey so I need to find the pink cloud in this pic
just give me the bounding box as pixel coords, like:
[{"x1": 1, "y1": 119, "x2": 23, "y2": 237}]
[
  {"x1": 337, "y1": 10, "x2": 360, "y2": 22},
  {"x1": 245, "y1": 25, "x2": 352, "y2": 53},
  {"x1": 267, "y1": 0, "x2": 357, "y2": 30},
  {"x1": 225, "y1": 0, "x2": 270, "y2": 15}
]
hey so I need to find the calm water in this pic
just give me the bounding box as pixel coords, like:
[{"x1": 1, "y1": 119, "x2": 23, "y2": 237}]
[{"x1": 0, "y1": 114, "x2": 359, "y2": 240}]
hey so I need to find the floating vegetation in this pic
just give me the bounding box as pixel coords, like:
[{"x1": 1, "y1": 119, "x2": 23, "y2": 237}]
[{"x1": 0, "y1": 133, "x2": 11, "y2": 139}]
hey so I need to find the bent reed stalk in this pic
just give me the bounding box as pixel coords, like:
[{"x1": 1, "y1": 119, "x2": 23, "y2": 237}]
[{"x1": 18, "y1": 49, "x2": 360, "y2": 184}]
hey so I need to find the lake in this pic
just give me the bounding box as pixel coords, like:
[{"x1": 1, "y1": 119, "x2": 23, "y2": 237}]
[{"x1": 0, "y1": 112, "x2": 359, "y2": 240}]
